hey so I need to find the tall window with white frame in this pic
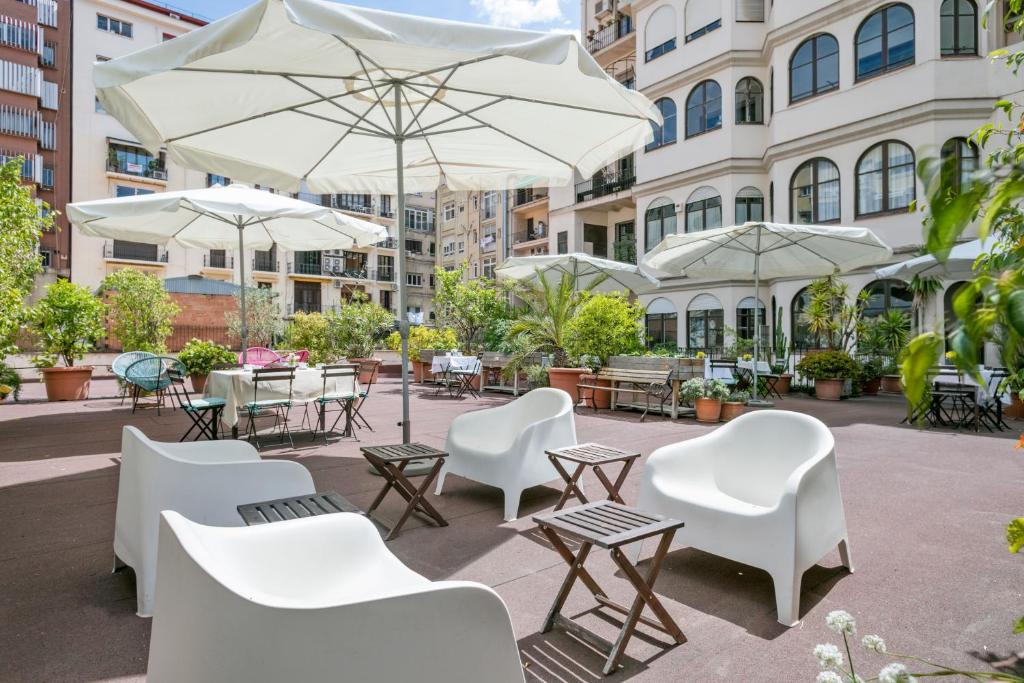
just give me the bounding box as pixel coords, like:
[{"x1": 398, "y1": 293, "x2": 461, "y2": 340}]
[
  {"x1": 941, "y1": 137, "x2": 979, "y2": 191},
  {"x1": 855, "y1": 4, "x2": 915, "y2": 81},
  {"x1": 790, "y1": 34, "x2": 839, "y2": 103},
  {"x1": 645, "y1": 198, "x2": 677, "y2": 251},
  {"x1": 855, "y1": 140, "x2": 915, "y2": 217},
  {"x1": 790, "y1": 158, "x2": 840, "y2": 224},
  {"x1": 646, "y1": 98, "x2": 677, "y2": 151},
  {"x1": 940, "y1": 0, "x2": 977, "y2": 56},
  {"x1": 644, "y1": 5, "x2": 677, "y2": 62},
  {"x1": 735, "y1": 187, "x2": 764, "y2": 223},
  {"x1": 684, "y1": 187, "x2": 722, "y2": 232},
  {"x1": 735, "y1": 77, "x2": 763, "y2": 124},
  {"x1": 685, "y1": 81, "x2": 722, "y2": 138}
]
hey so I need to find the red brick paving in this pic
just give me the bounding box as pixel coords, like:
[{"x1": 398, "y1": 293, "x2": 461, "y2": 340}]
[{"x1": 0, "y1": 378, "x2": 1021, "y2": 681}]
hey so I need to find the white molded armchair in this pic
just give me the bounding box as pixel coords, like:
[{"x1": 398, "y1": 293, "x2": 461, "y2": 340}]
[
  {"x1": 635, "y1": 410, "x2": 852, "y2": 626},
  {"x1": 435, "y1": 387, "x2": 577, "y2": 521},
  {"x1": 113, "y1": 426, "x2": 315, "y2": 616},
  {"x1": 148, "y1": 511, "x2": 526, "y2": 683}
]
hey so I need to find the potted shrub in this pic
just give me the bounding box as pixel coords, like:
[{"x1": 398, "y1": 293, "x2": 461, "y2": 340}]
[
  {"x1": 796, "y1": 350, "x2": 861, "y2": 401},
  {"x1": 721, "y1": 390, "x2": 750, "y2": 421},
  {"x1": 27, "y1": 280, "x2": 106, "y2": 401},
  {"x1": 681, "y1": 378, "x2": 730, "y2": 423},
  {"x1": 333, "y1": 294, "x2": 393, "y2": 384},
  {"x1": 858, "y1": 356, "x2": 885, "y2": 396},
  {"x1": 565, "y1": 292, "x2": 644, "y2": 409},
  {"x1": 879, "y1": 361, "x2": 903, "y2": 393},
  {"x1": 0, "y1": 363, "x2": 20, "y2": 402},
  {"x1": 177, "y1": 338, "x2": 236, "y2": 393}
]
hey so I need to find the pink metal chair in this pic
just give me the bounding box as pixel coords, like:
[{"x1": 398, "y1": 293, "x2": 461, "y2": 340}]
[
  {"x1": 291, "y1": 349, "x2": 310, "y2": 363},
  {"x1": 239, "y1": 347, "x2": 283, "y2": 367}
]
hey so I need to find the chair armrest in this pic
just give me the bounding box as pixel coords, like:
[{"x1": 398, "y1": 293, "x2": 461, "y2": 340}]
[{"x1": 158, "y1": 439, "x2": 260, "y2": 464}]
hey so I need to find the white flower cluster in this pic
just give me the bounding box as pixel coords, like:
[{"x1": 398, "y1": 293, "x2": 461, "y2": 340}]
[
  {"x1": 861, "y1": 634, "x2": 886, "y2": 654},
  {"x1": 813, "y1": 643, "x2": 843, "y2": 669},
  {"x1": 878, "y1": 662, "x2": 916, "y2": 683},
  {"x1": 825, "y1": 610, "x2": 857, "y2": 635},
  {"x1": 815, "y1": 672, "x2": 843, "y2": 683}
]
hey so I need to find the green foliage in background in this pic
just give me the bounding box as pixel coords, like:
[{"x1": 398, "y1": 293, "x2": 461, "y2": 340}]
[
  {"x1": 27, "y1": 280, "x2": 106, "y2": 368},
  {"x1": 564, "y1": 292, "x2": 644, "y2": 366},
  {"x1": 99, "y1": 268, "x2": 179, "y2": 354},
  {"x1": 176, "y1": 338, "x2": 236, "y2": 376}
]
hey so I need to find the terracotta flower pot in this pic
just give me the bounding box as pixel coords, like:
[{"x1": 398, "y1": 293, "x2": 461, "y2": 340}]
[
  {"x1": 41, "y1": 366, "x2": 93, "y2": 401},
  {"x1": 814, "y1": 378, "x2": 844, "y2": 401},
  {"x1": 578, "y1": 373, "x2": 612, "y2": 409},
  {"x1": 547, "y1": 367, "x2": 588, "y2": 403},
  {"x1": 720, "y1": 401, "x2": 746, "y2": 421},
  {"x1": 351, "y1": 358, "x2": 381, "y2": 385},
  {"x1": 412, "y1": 360, "x2": 424, "y2": 383},
  {"x1": 774, "y1": 374, "x2": 792, "y2": 395},
  {"x1": 860, "y1": 377, "x2": 880, "y2": 396},
  {"x1": 694, "y1": 397, "x2": 722, "y2": 423},
  {"x1": 190, "y1": 373, "x2": 208, "y2": 394},
  {"x1": 880, "y1": 375, "x2": 903, "y2": 394},
  {"x1": 1007, "y1": 393, "x2": 1024, "y2": 420},
  {"x1": 469, "y1": 373, "x2": 481, "y2": 390}
]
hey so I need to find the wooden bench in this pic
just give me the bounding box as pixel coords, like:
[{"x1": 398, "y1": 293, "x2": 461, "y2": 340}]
[{"x1": 577, "y1": 367, "x2": 673, "y2": 422}]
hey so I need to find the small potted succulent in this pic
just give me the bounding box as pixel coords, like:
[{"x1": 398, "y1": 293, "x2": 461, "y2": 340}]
[
  {"x1": 681, "y1": 377, "x2": 730, "y2": 423},
  {"x1": 177, "y1": 338, "x2": 237, "y2": 393},
  {"x1": 796, "y1": 350, "x2": 861, "y2": 401},
  {"x1": 720, "y1": 390, "x2": 750, "y2": 421},
  {"x1": 27, "y1": 280, "x2": 106, "y2": 401}
]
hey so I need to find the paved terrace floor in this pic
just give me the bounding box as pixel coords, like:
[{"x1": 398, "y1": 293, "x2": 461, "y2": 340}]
[{"x1": 1, "y1": 379, "x2": 1022, "y2": 682}]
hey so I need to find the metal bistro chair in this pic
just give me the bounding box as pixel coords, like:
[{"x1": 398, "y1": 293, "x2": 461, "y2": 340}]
[
  {"x1": 350, "y1": 360, "x2": 376, "y2": 432},
  {"x1": 112, "y1": 351, "x2": 156, "y2": 405},
  {"x1": 244, "y1": 366, "x2": 296, "y2": 449},
  {"x1": 301, "y1": 364, "x2": 359, "y2": 443},
  {"x1": 124, "y1": 356, "x2": 175, "y2": 415},
  {"x1": 449, "y1": 357, "x2": 482, "y2": 399},
  {"x1": 165, "y1": 359, "x2": 226, "y2": 441},
  {"x1": 239, "y1": 347, "x2": 283, "y2": 368},
  {"x1": 976, "y1": 368, "x2": 1010, "y2": 432},
  {"x1": 708, "y1": 359, "x2": 739, "y2": 388}
]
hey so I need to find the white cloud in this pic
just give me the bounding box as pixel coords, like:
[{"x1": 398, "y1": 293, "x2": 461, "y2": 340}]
[{"x1": 469, "y1": 0, "x2": 563, "y2": 28}]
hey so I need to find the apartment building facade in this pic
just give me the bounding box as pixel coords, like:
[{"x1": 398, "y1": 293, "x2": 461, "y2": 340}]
[
  {"x1": 69, "y1": 0, "x2": 435, "y2": 326},
  {"x1": 553, "y1": 0, "x2": 1020, "y2": 352},
  {"x1": 436, "y1": 186, "x2": 507, "y2": 282},
  {"x1": 1, "y1": 0, "x2": 69, "y2": 293}
]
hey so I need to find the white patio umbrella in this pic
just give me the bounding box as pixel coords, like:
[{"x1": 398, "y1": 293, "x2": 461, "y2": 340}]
[
  {"x1": 874, "y1": 237, "x2": 992, "y2": 280},
  {"x1": 495, "y1": 253, "x2": 659, "y2": 294},
  {"x1": 67, "y1": 183, "x2": 387, "y2": 362},
  {"x1": 93, "y1": 0, "x2": 660, "y2": 442},
  {"x1": 642, "y1": 222, "x2": 892, "y2": 404}
]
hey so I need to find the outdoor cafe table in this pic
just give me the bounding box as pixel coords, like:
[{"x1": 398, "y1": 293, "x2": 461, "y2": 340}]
[
  {"x1": 205, "y1": 366, "x2": 357, "y2": 438},
  {"x1": 429, "y1": 354, "x2": 478, "y2": 375}
]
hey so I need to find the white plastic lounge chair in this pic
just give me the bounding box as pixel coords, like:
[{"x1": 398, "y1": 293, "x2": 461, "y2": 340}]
[
  {"x1": 435, "y1": 387, "x2": 577, "y2": 521},
  {"x1": 113, "y1": 426, "x2": 315, "y2": 616},
  {"x1": 147, "y1": 511, "x2": 526, "y2": 683},
  {"x1": 634, "y1": 410, "x2": 852, "y2": 626}
]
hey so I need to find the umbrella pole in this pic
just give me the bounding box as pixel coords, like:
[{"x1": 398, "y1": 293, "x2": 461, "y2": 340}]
[
  {"x1": 749, "y1": 225, "x2": 773, "y2": 407},
  {"x1": 237, "y1": 216, "x2": 248, "y2": 365},
  {"x1": 395, "y1": 83, "x2": 411, "y2": 444}
]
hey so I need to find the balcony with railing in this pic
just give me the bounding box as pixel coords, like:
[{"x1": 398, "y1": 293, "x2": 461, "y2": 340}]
[
  {"x1": 371, "y1": 267, "x2": 394, "y2": 282},
  {"x1": 288, "y1": 252, "x2": 323, "y2": 276},
  {"x1": 330, "y1": 194, "x2": 373, "y2": 215},
  {"x1": 513, "y1": 224, "x2": 548, "y2": 245},
  {"x1": 107, "y1": 144, "x2": 166, "y2": 180},
  {"x1": 252, "y1": 253, "x2": 278, "y2": 272},
  {"x1": 586, "y1": 16, "x2": 633, "y2": 55},
  {"x1": 575, "y1": 164, "x2": 636, "y2": 204},
  {"x1": 104, "y1": 240, "x2": 167, "y2": 263},
  {"x1": 287, "y1": 301, "x2": 322, "y2": 315},
  {"x1": 513, "y1": 187, "x2": 549, "y2": 208},
  {"x1": 376, "y1": 236, "x2": 399, "y2": 249},
  {"x1": 295, "y1": 191, "x2": 327, "y2": 206},
  {"x1": 203, "y1": 252, "x2": 233, "y2": 269}
]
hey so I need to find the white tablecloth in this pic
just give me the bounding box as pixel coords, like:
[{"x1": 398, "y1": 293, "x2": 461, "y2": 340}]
[
  {"x1": 430, "y1": 355, "x2": 479, "y2": 374},
  {"x1": 737, "y1": 359, "x2": 774, "y2": 375},
  {"x1": 934, "y1": 368, "x2": 1007, "y2": 404},
  {"x1": 206, "y1": 367, "x2": 358, "y2": 427}
]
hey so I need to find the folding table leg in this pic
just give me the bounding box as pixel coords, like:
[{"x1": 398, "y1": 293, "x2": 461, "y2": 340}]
[
  {"x1": 549, "y1": 458, "x2": 587, "y2": 510},
  {"x1": 382, "y1": 458, "x2": 447, "y2": 540},
  {"x1": 539, "y1": 532, "x2": 607, "y2": 634},
  {"x1": 593, "y1": 460, "x2": 634, "y2": 505}
]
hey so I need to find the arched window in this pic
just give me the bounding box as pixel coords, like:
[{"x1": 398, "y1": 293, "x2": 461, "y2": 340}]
[
  {"x1": 735, "y1": 186, "x2": 764, "y2": 223},
  {"x1": 687, "y1": 293, "x2": 725, "y2": 350},
  {"x1": 941, "y1": 0, "x2": 977, "y2": 56},
  {"x1": 646, "y1": 297, "x2": 678, "y2": 349},
  {"x1": 645, "y1": 197, "x2": 677, "y2": 252},
  {"x1": 736, "y1": 296, "x2": 766, "y2": 341},
  {"x1": 735, "y1": 77, "x2": 764, "y2": 124},
  {"x1": 855, "y1": 4, "x2": 915, "y2": 81},
  {"x1": 685, "y1": 186, "x2": 722, "y2": 232},
  {"x1": 790, "y1": 34, "x2": 839, "y2": 102},
  {"x1": 861, "y1": 279, "x2": 913, "y2": 318},
  {"x1": 856, "y1": 140, "x2": 915, "y2": 216},
  {"x1": 941, "y1": 137, "x2": 979, "y2": 191},
  {"x1": 685, "y1": 80, "x2": 722, "y2": 137},
  {"x1": 790, "y1": 158, "x2": 840, "y2": 224},
  {"x1": 646, "y1": 98, "x2": 677, "y2": 151},
  {"x1": 645, "y1": 5, "x2": 677, "y2": 62},
  {"x1": 685, "y1": 0, "x2": 722, "y2": 42},
  {"x1": 791, "y1": 286, "x2": 815, "y2": 347}
]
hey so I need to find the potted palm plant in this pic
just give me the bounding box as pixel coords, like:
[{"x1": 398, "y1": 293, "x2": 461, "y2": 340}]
[
  {"x1": 796, "y1": 350, "x2": 861, "y2": 401},
  {"x1": 177, "y1": 338, "x2": 237, "y2": 393},
  {"x1": 680, "y1": 378, "x2": 730, "y2": 423},
  {"x1": 27, "y1": 280, "x2": 106, "y2": 401},
  {"x1": 872, "y1": 309, "x2": 910, "y2": 393}
]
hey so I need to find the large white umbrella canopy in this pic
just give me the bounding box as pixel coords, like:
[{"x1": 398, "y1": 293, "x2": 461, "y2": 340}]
[
  {"x1": 874, "y1": 237, "x2": 992, "y2": 281},
  {"x1": 92, "y1": 0, "x2": 660, "y2": 442},
  {"x1": 496, "y1": 253, "x2": 659, "y2": 294},
  {"x1": 642, "y1": 222, "x2": 892, "y2": 403},
  {"x1": 67, "y1": 183, "x2": 387, "y2": 361}
]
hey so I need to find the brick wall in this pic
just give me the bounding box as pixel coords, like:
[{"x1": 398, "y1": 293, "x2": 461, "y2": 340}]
[{"x1": 102, "y1": 292, "x2": 239, "y2": 352}]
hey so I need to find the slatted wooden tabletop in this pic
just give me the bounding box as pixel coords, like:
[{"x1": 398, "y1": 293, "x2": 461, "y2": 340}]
[
  {"x1": 534, "y1": 501, "x2": 684, "y2": 549},
  {"x1": 359, "y1": 442, "x2": 447, "y2": 463},
  {"x1": 546, "y1": 443, "x2": 640, "y2": 465},
  {"x1": 237, "y1": 491, "x2": 361, "y2": 526}
]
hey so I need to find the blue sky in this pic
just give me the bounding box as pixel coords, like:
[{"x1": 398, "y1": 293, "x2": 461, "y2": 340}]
[{"x1": 168, "y1": 0, "x2": 579, "y2": 34}]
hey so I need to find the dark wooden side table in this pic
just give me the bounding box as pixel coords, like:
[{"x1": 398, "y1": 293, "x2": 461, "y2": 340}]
[
  {"x1": 546, "y1": 443, "x2": 641, "y2": 511},
  {"x1": 533, "y1": 501, "x2": 686, "y2": 675},
  {"x1": 360, "y1": 443, "x2": 448, "y2": 540},
  {"x1": 237, "y1": 491, "x2": 361, "y2": 525}
]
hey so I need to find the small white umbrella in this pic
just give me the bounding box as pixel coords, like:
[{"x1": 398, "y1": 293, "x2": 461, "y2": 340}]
[
  {"x1": 68, "y1": 183, "x2": 387, "y2": 361},
  {"x1": 91, "y1": 0, "x2": 660, "y2": 443},
  {"x1": 875, "y1": 237, "x2": 992, "y2": 280},
  {"x1": 495, "y1": 253, "x2": 659, "y2": 294},
  {"x1": 642, "y1": 222, "x2": 892, "y2": 404}
]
